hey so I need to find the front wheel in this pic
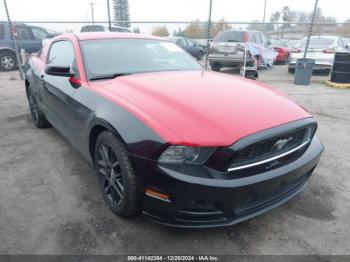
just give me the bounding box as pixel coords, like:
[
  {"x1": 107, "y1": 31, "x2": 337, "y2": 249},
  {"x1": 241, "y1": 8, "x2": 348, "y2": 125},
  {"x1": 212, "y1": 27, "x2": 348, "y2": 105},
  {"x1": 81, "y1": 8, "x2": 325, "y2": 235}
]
[
  {"x1": 288, "y1": 67, "x2": 295, "y2": 74},
  {"x1": 0, "y1": 51, "x2": 16, "y2": 71},
  {"x1": 95, "y1": 131, "x2": 141, "y2": 217},
  {"x1": 197, "y1": 51, "x2": 204, "y2": 61},
  {"x1": 211, "y1": 63, "x2": 221, "y2": 72}
]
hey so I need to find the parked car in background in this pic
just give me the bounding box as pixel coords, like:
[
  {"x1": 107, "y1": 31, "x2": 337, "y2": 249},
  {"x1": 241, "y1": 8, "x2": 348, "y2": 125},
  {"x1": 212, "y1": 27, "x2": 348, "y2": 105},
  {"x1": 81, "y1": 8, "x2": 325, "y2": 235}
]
[
  {"x1": 193, "y1": 38, "x2": 212, "y2": 54},
  {"x1": 270, "y1": 39, "x2": 291, "y2": 64},
  {"x1": 343, "y1": 38, "x2": 350, "y2": 50},
  {"x1": 288, "y1": 35, "x2": 348, "y2": 74},
  {"x1": 25, "y1": 32, "x2": 323, "y2": 228},
  {"x1": 0, "y1": 22, "x2": 58, "y2": 71},
  {"x1": 168, "y1": 36, "x2": 204, "y2": 60},
  {"x1": 80, "y1": 25, "x2": 131, "y2": 33},
  {"x1": 208, "y1": 30, "x2": 274, "y2": 71}
]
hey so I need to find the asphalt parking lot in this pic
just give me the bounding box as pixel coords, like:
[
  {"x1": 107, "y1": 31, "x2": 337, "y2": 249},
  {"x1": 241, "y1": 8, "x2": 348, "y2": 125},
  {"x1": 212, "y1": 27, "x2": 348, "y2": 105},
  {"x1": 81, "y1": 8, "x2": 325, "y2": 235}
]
[{"x1": 0, "y1": 65, "x2": 350, "y2": 255}]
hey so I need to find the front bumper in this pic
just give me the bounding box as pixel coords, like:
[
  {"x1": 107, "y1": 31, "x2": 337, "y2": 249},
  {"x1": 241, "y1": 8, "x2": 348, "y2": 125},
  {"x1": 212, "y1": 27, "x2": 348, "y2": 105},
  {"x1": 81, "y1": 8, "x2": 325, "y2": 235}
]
[{"x1": 130, "y1": 136, "x2": 323, "y2": 228}]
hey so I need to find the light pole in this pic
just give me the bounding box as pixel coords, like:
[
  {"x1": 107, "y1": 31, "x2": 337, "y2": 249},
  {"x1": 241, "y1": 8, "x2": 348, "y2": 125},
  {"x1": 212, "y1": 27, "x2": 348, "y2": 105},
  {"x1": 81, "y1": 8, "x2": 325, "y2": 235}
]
[{"x1": 90, "y1": 1, "x2": 95, "y2": 25}]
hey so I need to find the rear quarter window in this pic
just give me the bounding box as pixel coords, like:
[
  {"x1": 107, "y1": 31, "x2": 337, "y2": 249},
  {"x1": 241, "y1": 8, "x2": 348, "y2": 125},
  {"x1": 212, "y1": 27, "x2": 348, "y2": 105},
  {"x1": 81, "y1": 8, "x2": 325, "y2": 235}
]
[
  {"x1": 215, "y1": 31, "x2": 245, "y2": 43},
  {"x1": 0, "y1": 25, "x2": 5, "y2": 39}
]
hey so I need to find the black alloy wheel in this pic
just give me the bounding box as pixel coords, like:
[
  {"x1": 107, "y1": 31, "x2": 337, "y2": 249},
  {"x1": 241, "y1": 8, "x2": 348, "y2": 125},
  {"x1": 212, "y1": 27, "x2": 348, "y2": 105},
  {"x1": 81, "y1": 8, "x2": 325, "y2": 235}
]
[
  {"x1": 97, "y1": 143, "x2": 125, "y2": 206},
  {"x1": 95, "y1": 131, "x2": 141, "y2": 217}
]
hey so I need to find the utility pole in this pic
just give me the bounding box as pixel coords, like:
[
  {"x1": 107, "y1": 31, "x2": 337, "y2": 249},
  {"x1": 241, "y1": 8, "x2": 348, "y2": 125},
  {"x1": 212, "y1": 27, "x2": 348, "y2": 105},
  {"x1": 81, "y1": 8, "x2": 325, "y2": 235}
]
[
  {"x1": 107, "y1": 0, "x2": 112, "y2": 31},
  {"x1": 262, "y1": 0, "x2": 267, "y2": 30},
  {"x1": 90, "y1": 1, "x2": 95, "y2": 25}
]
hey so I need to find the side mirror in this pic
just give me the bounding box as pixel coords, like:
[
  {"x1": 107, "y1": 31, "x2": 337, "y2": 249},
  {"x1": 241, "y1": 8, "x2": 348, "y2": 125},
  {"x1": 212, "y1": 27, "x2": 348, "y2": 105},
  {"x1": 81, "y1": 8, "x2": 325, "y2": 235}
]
[{"x1": 45, "y1": 64, "x2": 74, "y2": 77}]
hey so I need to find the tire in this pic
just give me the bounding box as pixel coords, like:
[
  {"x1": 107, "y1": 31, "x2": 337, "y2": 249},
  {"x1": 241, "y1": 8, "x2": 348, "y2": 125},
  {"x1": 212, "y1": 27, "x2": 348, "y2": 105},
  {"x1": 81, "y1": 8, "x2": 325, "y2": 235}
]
[
  {"x1": 94, "y1": 131, "x2": 141, "y2": 217},
  {"x1": 0, "y1": 50, "x2": 16, "y2": 71},
  {"x1": 288, "y1": 67, "x2": 295, "y2": 74},
  {"x1": 197, "y1": 51, "x2": 204, "y2": 61},
  {"x1": 283, "y1": 54, "x2": 290, "y2": 65},
  {"x1": 26, "y1": 87, "x2": 50, "y2": 128},
  {"x1": 211, "y1": 63, "x2": 221, "y2": 72}
]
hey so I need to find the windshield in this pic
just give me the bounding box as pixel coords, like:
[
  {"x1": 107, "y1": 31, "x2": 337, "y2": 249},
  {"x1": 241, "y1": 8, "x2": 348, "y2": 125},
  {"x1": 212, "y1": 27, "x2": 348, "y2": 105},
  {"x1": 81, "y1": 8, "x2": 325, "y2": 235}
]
[
  {"x1": 297, "y1": 37, "x2": 335, "y2": 48},
  {"x1": 214, "y1": 31, "x2": 245, "y2": 43},
  {"x1": 80, "y1": 39, "x2": 202, "y2": 80}
]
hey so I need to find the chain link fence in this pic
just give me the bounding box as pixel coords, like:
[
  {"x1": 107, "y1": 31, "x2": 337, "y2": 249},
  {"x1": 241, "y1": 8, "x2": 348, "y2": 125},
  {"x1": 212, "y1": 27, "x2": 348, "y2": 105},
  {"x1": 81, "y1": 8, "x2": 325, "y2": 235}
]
[{"x1": 1, "y1": 20, "x2": 350, "y2": 79}]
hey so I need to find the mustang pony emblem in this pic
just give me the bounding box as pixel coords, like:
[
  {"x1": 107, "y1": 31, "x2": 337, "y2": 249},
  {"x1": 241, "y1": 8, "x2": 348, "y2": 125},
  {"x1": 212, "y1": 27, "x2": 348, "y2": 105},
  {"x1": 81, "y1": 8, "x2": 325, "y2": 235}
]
[{"x1": 274, "y1": 137, "x2": 293, "y2": 151}]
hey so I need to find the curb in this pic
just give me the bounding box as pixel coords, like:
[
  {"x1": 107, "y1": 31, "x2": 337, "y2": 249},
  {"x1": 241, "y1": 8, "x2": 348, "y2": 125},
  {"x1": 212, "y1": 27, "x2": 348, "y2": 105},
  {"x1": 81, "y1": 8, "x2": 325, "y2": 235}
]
[{"x1": 325, "y1": 80, "x2": 350, "y2": 89}]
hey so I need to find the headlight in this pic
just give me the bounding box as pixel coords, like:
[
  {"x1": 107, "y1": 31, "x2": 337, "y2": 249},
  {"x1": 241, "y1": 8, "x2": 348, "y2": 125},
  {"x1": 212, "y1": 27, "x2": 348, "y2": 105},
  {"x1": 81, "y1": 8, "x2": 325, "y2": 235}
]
[{"x1": 158, "y1": 146, "x2": 216, "y2": 164}]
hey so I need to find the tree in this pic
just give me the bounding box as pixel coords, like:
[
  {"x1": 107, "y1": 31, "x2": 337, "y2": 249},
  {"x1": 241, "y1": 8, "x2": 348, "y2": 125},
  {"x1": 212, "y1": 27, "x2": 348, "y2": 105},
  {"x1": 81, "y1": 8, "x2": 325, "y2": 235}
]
[
  {"x1": 270, "y1": 11, "x2": 280, "y2": 37},
  {"x1": 113, "y1": 0, "x2": 130, "y2": 28},
  {"x1": 211, "y1": 18, "x2": 232, "y2": 38},
  {"x1": 184, "y1": 20, "x2": 205, "y2": 38},
  {"x1": 151, "y1": 26, "x2": 169, "y2": 37},
  {"x1": 281, "y1": 6, "x2": 292, "y2": 37},
  {"x1": 335, "y1": 18, "x2": 350, "y2": 37},
  {"x1": 173, "y1": 28, "x2": 185, "y2": 37},
  {"x1": 247, "y1": 20, "x2": 264, "y2": 31}
]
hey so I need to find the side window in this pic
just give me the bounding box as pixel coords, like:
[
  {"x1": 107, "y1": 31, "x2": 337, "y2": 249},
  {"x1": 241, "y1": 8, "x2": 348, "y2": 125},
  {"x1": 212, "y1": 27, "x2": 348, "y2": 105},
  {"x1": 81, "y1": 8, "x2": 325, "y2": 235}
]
[
  {"x1": 0, "y1": 25, "x2": 4, "y2": 39},
  {"x1": 16, "y1": 26, "x2": 34, "y2": 40},
  {"x1": 48, "y1": 40, "x2": 79, "y2": 76},
  {"x1": 31, "y1": 27, "x2": 49, "y2": 41}
]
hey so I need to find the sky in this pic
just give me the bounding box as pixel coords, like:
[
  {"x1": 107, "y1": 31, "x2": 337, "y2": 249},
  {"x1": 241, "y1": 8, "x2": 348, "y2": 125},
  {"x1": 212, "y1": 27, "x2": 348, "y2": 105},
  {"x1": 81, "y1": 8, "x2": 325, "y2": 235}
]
[{"x1": 1, "y1": 0, "x2": 349, "y2": 33}]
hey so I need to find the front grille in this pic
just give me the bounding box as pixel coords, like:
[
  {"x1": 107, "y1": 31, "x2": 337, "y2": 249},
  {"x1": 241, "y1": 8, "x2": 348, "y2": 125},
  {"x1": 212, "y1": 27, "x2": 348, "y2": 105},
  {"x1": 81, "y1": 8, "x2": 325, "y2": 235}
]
[{"x1": 229, "y1": 126, "x2": 313, "y2": 171}]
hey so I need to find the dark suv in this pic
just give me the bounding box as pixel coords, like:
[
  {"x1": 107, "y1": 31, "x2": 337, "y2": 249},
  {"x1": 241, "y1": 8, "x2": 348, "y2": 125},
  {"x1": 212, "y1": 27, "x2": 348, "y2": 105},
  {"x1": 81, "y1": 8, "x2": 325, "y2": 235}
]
[
  {"x1": 0, "y1": 23, "x2": 57, "y2": 71},
  {"x1": 209, "y1": 30, "x2": 272, "y2": 71},
  {"x1": 168, "y1": 36, "x2": 205, "y2": 60}
]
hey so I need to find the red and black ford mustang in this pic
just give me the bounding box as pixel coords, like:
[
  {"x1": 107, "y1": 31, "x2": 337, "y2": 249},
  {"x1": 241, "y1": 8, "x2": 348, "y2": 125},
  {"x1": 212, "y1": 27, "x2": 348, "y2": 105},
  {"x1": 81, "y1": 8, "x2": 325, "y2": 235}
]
[{"x1": 25, "y1": 32, "x2": 323, "y2": 228}]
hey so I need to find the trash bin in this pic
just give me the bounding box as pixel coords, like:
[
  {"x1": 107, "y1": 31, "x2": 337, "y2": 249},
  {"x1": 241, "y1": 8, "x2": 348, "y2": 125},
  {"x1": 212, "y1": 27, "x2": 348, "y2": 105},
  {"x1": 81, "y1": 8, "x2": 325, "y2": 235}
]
[{"x1": 294, "y1": 58, "x2": 315, "y2": 85}]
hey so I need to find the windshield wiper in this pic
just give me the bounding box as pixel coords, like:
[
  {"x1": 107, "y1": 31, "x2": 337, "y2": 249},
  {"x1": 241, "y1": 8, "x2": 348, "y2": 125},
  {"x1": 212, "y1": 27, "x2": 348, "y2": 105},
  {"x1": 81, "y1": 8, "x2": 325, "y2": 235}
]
[{"x1": 89, "y1": 73, "x2": 131, "y2": 81}]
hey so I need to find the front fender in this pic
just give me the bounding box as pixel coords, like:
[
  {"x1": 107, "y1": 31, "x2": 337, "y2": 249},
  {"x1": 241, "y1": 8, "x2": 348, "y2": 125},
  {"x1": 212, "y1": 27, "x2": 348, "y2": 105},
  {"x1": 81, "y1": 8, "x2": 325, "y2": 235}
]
[{"x1": 74, "y1": 86, "x2": 166, "y2": 162}]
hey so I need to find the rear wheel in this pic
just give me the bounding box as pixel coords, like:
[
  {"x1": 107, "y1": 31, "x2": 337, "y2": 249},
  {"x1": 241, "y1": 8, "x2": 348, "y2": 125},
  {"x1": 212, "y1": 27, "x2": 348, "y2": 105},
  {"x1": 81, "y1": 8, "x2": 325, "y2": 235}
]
[
  {"x1": 211, "y1": 63, "x2": 221, "y2": 72},
  {"x1": 283, "y1": 54, "x2": 290, "y2": 65},
  {"x1": 95, "y1": 131, "x2": 141, "y2": 217},
  {"x1": 26, "y1": 88, "x2": 50, "y2": 128},
  {"x1": 197, "y1": 51, "x2": 204, "y2": 61},
  {"x1": 288, "y1": 67, "x2": 295, "y2": 74},
  {"x1": 0, "y1": 51, "x2": 16, "y2": 71}
]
